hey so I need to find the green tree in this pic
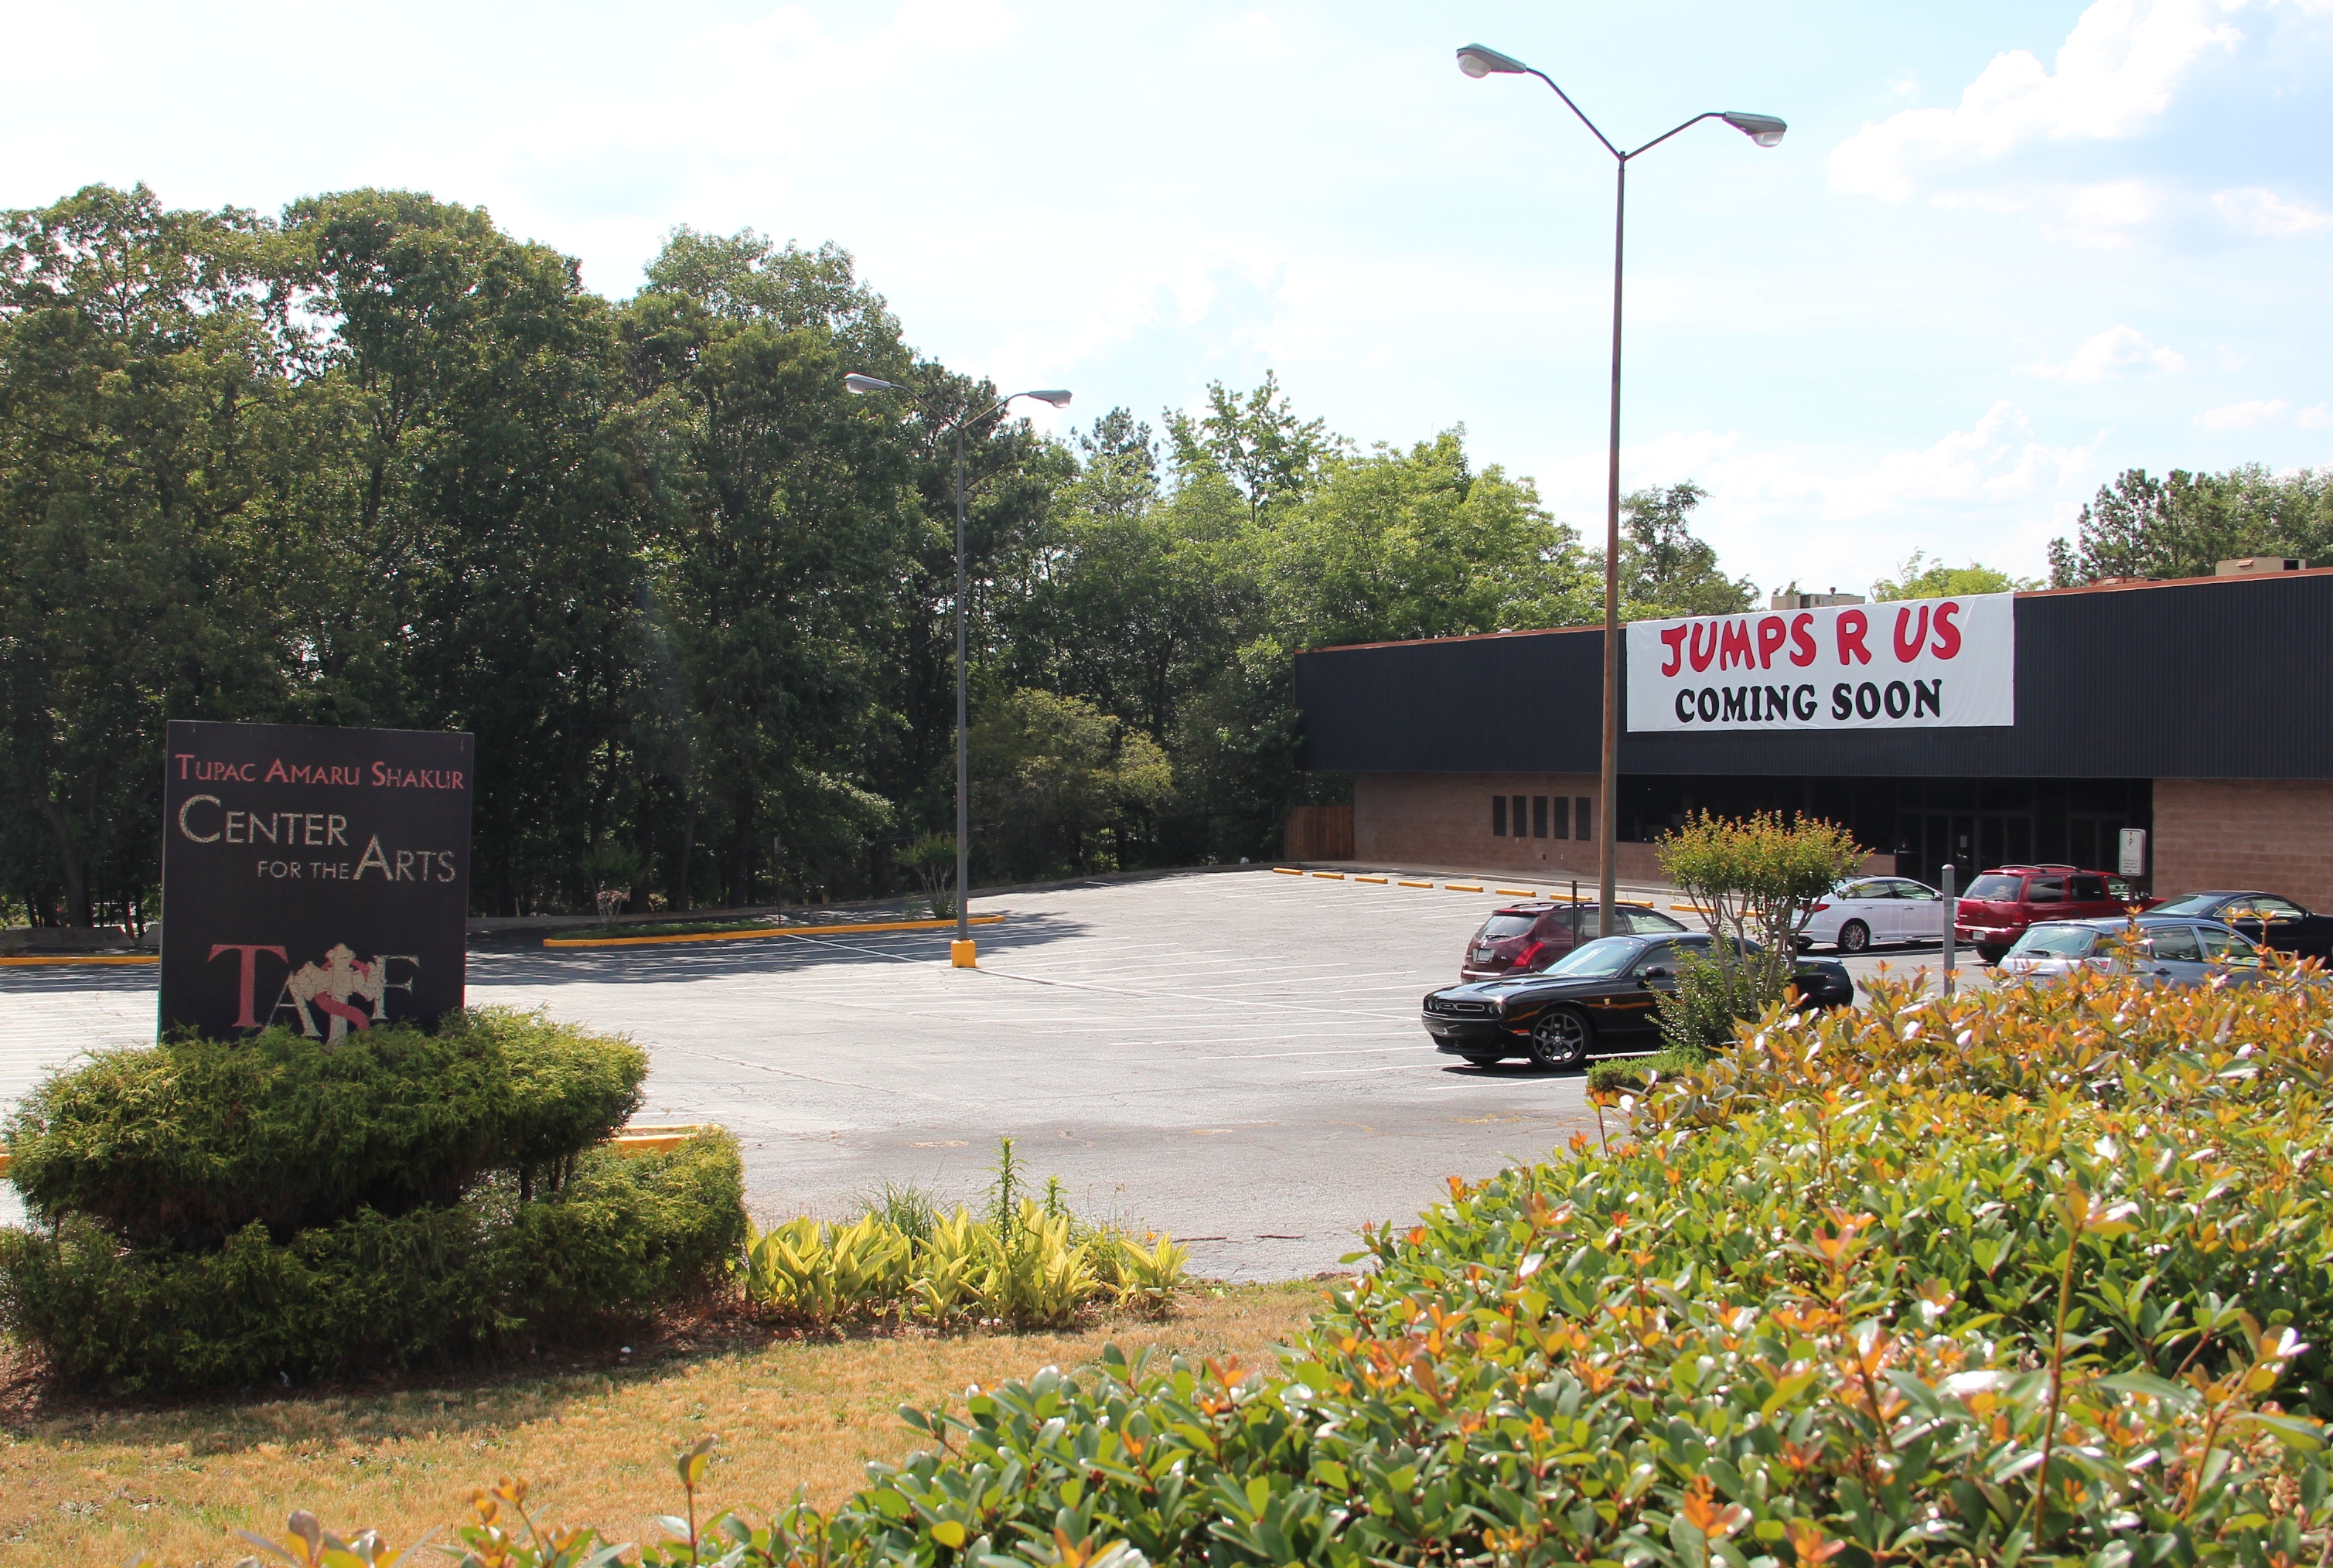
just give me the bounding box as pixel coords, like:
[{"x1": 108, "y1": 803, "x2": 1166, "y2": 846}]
[
  {"x1": 621, "y1": 228, "x2": 919, "y2": 908},
  {"x1": 1165, "y1": 372, "x2": 1336, "y2": 523},
  {"x1": 968, "y1": 689, "x2": 1172, "y2": 881},
  {"x1": 280, "y1": 189, "x2": 649, "y2": 915},
  {"x1": 1653, "y1": 810, "x2": 1865, "y2": 1055},
  {"x1": 1604, "y1": 481, "x2": 1755, "y2": 617},
  {"x1": 0, "y1": 184, "x2": 298, "y2": 926},
  {"x1": 1870, "y1": 549, "x2": 2039, "y2": 601}
]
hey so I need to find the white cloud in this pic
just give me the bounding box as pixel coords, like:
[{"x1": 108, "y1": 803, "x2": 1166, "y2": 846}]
[
  {"x1": 2022, "y1": 324, "x2": 2185, "y2": 383},
  {"x1": 2301, "y1": 404, "x2": 2332, "y2": 428},
  {"x1": 1830, "y1": 0, "x2": 2244, "y2": 203},
  {"x1": 2196, "y1": 397, "x2": 2293, "y2": 428},
  {"x1": 2213, "y1": 186, "x2": 2333, "y2": 235},
  {"x1": 1530, "y1": 404, "x2": 2104, "y2": 588}
]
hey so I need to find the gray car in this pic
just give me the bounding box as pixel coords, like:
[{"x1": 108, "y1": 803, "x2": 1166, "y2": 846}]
[{"x1": 1995, "y1": 915, "x2": 2263, "y2": 987}]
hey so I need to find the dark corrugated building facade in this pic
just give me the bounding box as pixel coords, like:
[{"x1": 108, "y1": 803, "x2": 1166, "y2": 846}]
[{"x1": 1291, "y1": 567, "x2": 2333, "y2": 905}]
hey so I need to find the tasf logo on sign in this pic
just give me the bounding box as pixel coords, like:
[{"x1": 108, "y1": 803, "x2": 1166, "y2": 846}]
[{"x1": 1625, "y1": 592, "x2": 2015, "y2": 733}]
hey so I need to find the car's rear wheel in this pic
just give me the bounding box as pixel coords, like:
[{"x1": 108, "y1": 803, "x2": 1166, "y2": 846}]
[
  {"x1": 1460, "y1": 1054, "x2": 1501, "y2": 1067},
  {"x1": 1977, "y1": 946, "x2": 2007, "y2": 966},
  {"x1": 1528, "y1": 1008, "x2": 1591, "y2": 1070},
  {"x1": 1837, "y1": 919, "x2": 1871, "y2": 953}
]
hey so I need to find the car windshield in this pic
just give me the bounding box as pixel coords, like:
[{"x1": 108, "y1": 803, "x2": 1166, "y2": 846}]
[
  {"x1": 2147, "y1": 894, "x2": 2219, "y2": 916},
  {"x1": 1543, "y1": 937, "x2": 1640, "y2": 979},
  {"x1": 1477, "y1": 915, "x2": 1536, "y2": 939},
  {"x1": 2011, "y1": 925, "x2": 2097, "y2": 957},
  {"x1": 1965, "y1": 874, "x2": 2024, "y2": 899}
]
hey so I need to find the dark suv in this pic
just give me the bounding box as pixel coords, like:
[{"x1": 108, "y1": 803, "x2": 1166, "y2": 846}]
[
  {"x1": 1461, "y1": 901, "x2": 1687, "y2": 981},
  {"x1": 1954, "y1": 864, "x2": 2152, "y2": 963}
]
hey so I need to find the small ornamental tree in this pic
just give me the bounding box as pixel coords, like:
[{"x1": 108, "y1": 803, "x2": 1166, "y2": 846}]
[{"x1": 1653, "y1": 810, "x2": 1864, "y2": 1052}]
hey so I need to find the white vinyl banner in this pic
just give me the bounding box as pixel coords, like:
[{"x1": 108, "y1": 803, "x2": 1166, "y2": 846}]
[{"x1": 1626, "y1": 593, "x2": 2015, "y2": 733}]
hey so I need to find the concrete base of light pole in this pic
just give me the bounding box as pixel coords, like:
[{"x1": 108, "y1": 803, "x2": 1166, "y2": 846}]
[{"x1": 951, "y1": 939, "x2": 979, "y2": 968}]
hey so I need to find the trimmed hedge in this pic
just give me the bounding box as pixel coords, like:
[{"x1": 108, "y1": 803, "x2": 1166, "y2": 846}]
[
  {"x1": 0, "y1": 1132, "x2": 742, "y2": 1389},
  {"x1": 0, "y1": 1008, "x2": 738, "y2": 1391},
  {"x1": 4, "y1": 1008, "x2": 643, "y2": 1244}
]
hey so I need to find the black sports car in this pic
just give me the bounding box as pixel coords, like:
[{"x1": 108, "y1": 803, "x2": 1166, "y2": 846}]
[
  {"x1": 2144, "y1": 891, "x2": 2333, "y2": 961},
  {"x1": 1420, "y1": 932, "x2": 1854, "y2": 1069}
]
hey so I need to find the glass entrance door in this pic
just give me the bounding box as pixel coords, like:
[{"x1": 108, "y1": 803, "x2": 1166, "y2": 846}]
[{"x1": 1899, "y1": 811, "x2": 2035, "y2": 890}]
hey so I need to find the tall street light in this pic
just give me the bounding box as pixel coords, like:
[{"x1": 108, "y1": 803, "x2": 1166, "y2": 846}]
[
  {"x1": 844, "y1": 372, "x2": 1072, "y2": 966},
  {"x1": 1456, "y1": 43, "x2": 1784, "y2": 939}
]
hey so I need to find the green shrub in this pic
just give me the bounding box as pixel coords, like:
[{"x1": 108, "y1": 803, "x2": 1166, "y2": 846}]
[
  {"x1": 0, "y1": 1131, "x2": 742, "y2": 1390},
  {"x1": 4, "y1": 1007, "x2": 642, "y2": 1245},
  {"x1": 0, "y1": 1007, "x2": 725, "y2": 1391},
  {"x1": 502, "y1": 1130, "x2": 748, "y2": 1317},
  {"x1": 743, "y1": 1199, "x2": 1189, "y2": 1328}
]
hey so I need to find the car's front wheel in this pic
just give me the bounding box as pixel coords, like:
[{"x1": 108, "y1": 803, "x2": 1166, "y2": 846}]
[
  {"x1": 1528, "y1": 1008, "x2": 1591, "y2": 1070},
  {"x1": 1837, "y1": 919, "x2": 1871, "y2": 953}
]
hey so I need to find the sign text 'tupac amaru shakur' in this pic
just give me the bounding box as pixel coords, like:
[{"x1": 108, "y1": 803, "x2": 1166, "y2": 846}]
[{"x1": 159, "y1": 721, "x2": 474, "y2": 1041}]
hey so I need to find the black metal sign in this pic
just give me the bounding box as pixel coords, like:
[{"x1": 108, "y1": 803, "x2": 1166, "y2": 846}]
[{"x1": 159, "y1": 720, "x2": 474, "y2": 1041}]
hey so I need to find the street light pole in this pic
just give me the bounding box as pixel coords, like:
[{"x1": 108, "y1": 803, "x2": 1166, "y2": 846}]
[
  {"x1": 1457, "y1": 43, "x2": 1784, "y2": 938},
  {"x1": 844, "y1": 373, "x2": 1072, "y2": 966}
]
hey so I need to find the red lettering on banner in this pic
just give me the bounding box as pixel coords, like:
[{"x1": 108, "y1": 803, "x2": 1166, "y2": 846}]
[
  {"x1": 1932, "y1": 601, "x2": 1963, "y2": 659},
  {"x1": 208, "y1": 944, "x2": 288, "y2": 1028},
  {"x1": 1719, "y1": 620, "x2": 1754, "y2": 670},
  {"x1": 1789, "y1": 613, "x2": 1816, "y2": 667},
  {"x1": 1688, "y1": 622, "x2": 1718, "y2": 673},
  {"x1": 1657, "y1": 625, "x2": 1688, "y2": 676},
  {"x1": 1755, "y1": 615, "x2": 1787, "y2": 669},
  {"x1": 1893, "y1": 605, "x2": 1931, "y2": 663},
  {"x1": 1836, "y1": 609, "x2": 1871, "y2": 666}
]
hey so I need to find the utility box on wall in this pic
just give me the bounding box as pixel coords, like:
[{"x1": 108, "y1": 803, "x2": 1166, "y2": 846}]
[{"x1": 159, "y1": 720, "x2": 474, "y2": 1041}]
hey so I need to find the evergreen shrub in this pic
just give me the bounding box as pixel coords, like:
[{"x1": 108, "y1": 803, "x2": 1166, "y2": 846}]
[
  {"x1": 0, "y1": 1009, "x2": 735, "y2": 1390},
  {"x1": 5, "y1": 1009, "x2": 643, "y2": 1242}
]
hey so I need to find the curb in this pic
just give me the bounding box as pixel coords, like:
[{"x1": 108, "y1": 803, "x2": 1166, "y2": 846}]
[
  {"x1": 546, "y1": 914, "x2": 1005, "y2": 949},
  {"x1": 0, "y1": 953, "x2": 157, "y2": 967},
  {"x1": 1270, "y1": 871, "x2": 1663, "y2": 908}
]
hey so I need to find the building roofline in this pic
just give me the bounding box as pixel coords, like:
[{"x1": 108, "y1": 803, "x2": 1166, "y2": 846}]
[{"x1": 1295, "y1": 564, "x2": 2333, "y2": 657}]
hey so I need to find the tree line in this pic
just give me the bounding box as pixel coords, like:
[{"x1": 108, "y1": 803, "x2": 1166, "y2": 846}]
[{"x1": 1, "y1": 184, "x2": 1763, "y2": 926}]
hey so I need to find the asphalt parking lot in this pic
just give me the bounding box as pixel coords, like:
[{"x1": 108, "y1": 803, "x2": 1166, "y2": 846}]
[{"x1": 0, "y1": 868, "x2": 1957, "y2": 1279}]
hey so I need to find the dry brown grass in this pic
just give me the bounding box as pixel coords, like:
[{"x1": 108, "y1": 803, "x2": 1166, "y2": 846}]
[{"x1": 1, "y1": 1282, "x2": 1324, "y2": 1565}]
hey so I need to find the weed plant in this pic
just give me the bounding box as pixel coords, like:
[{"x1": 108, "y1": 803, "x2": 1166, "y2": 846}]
[{"x1": 234, "y1": 956, "x2": 2333, "y2": 1564}]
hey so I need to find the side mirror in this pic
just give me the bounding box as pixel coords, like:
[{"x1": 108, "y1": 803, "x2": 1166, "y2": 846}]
[{"x1": 1640, "y1": 966, "x2": 1671, "y2": 980}]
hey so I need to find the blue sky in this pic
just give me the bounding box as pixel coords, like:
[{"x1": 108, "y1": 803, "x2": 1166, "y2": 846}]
[{"x1": 10, "y1": 0, "x2": 2328, "y2": 594}]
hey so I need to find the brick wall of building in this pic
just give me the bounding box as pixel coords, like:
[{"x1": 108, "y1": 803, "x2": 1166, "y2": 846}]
[
  {"x1": 1352, "y1": 772, "x2": 1898, "y2": 881},
  {"x1": 1352, "y1": 772, "x2": 1661, "y2": 881},
  {"x1": 2153, "y1": 779, "x2": 2333, "y2": 908}
]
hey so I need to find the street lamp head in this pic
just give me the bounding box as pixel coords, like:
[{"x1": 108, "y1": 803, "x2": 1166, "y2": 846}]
[
  {"x1": 844, "y1": 373, "x2": 902, "y2": 394},
  {"x1": 1455, "y1": 43, "x2": 1530, "y2": 79},
  {"x1": 1020, "y1": 389, "x2": 1073, "y2": 408},
  {"x1": 1721, "y1": 111, "x2": 1787, "y2": 148}
]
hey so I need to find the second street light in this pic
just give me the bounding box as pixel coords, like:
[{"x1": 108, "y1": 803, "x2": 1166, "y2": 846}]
[
  {"x1": 1456, "y1": 42, "x2": 1784, "y2": 939},
  {"x1": 844, "y1": 372, "x2": 1071, "y2": 967}
]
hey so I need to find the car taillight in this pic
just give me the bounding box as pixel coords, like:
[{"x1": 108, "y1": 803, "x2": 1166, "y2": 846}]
[
  {"x1": 1510, "y1": 942, "x2": 1548, "y2": 971},
  {"x1": 1809, "y1": 901, "x2": 1830, "y2": 912}
]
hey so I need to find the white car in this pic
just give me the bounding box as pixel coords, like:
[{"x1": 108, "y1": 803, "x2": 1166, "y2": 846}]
[{"x1": 1799, "y1": 876, "x2": 1950, "y2": 953}]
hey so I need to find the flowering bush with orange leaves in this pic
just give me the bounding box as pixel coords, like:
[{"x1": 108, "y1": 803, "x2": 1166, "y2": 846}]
[{"x1": 209, "y1": 963, "x2": 2333, "y2": 1565}]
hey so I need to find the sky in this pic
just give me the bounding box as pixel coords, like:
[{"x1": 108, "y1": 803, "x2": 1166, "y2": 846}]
[{"x1": 8, "y1": 0, "x2": 2329, "y2": 595}]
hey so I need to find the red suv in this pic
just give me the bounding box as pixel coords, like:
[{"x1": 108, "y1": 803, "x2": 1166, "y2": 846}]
[
  {"x1": 1955, "y1": 864, "x2": 2155, "y2": 963},
  {"x1": 1461, "y1": 901, "x2": 1687, "y2": 981}
]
